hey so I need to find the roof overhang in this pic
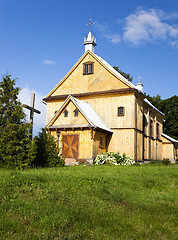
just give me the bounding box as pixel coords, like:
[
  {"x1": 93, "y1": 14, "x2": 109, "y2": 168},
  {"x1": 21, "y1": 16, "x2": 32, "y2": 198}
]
[{"x1": 43, "y1": 88, "x2": 137, "y2": 102}]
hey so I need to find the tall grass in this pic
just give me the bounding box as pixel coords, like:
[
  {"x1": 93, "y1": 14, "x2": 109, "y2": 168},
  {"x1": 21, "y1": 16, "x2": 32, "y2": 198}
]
[{"x1": 0, "y1": 165, "x2": 177, "y2": 239}]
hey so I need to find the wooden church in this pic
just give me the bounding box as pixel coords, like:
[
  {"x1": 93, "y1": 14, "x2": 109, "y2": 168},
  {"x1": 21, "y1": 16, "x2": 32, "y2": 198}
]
[{"x1": 43, "y1": 27, "x2": 177, "y2": 163}]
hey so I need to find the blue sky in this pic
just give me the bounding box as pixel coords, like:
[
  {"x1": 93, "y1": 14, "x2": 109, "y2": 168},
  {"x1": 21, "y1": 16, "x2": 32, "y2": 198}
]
[{"x1": 0, "y1": 0, "x2": 178, "y2": 135}]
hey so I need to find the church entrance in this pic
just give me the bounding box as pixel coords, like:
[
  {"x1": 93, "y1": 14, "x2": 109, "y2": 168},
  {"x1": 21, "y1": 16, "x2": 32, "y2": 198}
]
[{"x1": 62, "y1": 134, "x2": 79, "y2": 161}]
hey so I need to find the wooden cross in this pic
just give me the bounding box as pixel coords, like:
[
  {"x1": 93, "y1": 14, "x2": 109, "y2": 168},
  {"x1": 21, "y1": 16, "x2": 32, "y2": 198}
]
[{"x1": 23, "y1": 93, "x2": 41, "y2": 140}]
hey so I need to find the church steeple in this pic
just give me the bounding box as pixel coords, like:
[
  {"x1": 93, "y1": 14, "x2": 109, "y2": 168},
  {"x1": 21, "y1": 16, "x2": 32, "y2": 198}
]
[
  {"x1": 136, "y1": 76, "x2": 144, "y2": 92},
  {"x1": 84, "y1": 19, "x2": 97, "y2": 52}
]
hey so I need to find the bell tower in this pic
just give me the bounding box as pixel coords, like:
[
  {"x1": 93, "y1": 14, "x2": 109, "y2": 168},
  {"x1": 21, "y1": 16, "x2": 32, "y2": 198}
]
[{"x1": 84, "y1": 19, "x2": 97, "y2": 52}]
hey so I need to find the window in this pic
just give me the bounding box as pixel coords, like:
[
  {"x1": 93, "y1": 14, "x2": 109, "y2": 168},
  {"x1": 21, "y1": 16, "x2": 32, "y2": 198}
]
[
  {"x1": 156, "y1": 123, "x2": 159, "y2": 139},
  {"x1": 118, "y1": 107, "x2": 124, "y2": 116},
  {"x1": 64, "y1": 109, "x2": 68, "y2": 117},
  {"x1": 150, "y1": 119, "x2": 153, "y2": 138},
  {"x1": 143, "y1": 115, "x2": 147, "y2": 135},
  {"x1": 74, "y1": 109, "x2": 78, "y2": 117},
  {"x1": 83, "y1": 62, "x2": 94, "y2": 75},
  {"x1": 99, "y1": 137, "x2": 103, "y2": 148}
]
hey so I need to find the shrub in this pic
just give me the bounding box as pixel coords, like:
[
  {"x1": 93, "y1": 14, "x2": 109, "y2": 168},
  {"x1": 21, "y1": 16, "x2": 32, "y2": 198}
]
[
  {"x1": 94, "y1": 152, "x2": 134, "y2": 166},
  {"x1": 32, "y1": 129, "x2": 65, "y2": 167},
  {"x1": 162, "y1": 158, "x2": 171, "y2": 165}
]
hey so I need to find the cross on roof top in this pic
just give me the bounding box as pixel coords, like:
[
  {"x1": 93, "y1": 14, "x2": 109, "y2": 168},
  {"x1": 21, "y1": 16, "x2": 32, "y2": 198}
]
[
  {"x1": 138, "y1": 75, "x2": 142, "y2": 82},
  {"x1": 86, "y1": 18, "x2": 95, "y2": 30}
]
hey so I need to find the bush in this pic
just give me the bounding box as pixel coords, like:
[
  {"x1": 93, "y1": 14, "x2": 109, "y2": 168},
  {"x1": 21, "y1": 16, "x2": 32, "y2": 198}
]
[
  {"x1": 32, "y1": 129, "x2": 65, "y2": 167},
  {"x1": 162, "y1": 158, "x2": 171, "y2": 165},
  {"x1": 94, "y1": 152, "x2": 134, "y2": 166},
  {"x1": 133, "y1": 162, "x2": 140, "y2": 166}
]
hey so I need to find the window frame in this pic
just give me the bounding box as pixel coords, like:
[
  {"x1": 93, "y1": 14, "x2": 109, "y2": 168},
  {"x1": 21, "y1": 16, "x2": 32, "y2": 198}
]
[
  {"x1": 99, "y1": 137, "x2": 103, "y2": 148},
  {"x1": 74, "y1": 109, "x2": 79, "y2": 117},
  {"x1": 64, "y1": 109, "x2": 69, "y2": 117},
  {"x1": 150, "y1": 119, "x2": 153, "y2": 138},
  {"x1": 118, "y1": 107, "x2": 124, "y2": 117},
  {"x1": 83, "y1": 61, "x2": 94, "y2": 75},
  {"x1": 156, "y1": 123, "x2": 159, "y2": 139}
]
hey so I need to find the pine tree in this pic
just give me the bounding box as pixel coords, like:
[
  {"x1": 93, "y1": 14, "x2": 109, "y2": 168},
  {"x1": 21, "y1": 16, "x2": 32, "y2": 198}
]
[
  {"x1": 32, "y1": 128, "x2": 65, "y2": 167},
  {"x1": 113, "y1": 66, "x2": 133, "y2": 82},
  {"x1": 0, "y1": 74, "x2": 34, "y2": 168}
]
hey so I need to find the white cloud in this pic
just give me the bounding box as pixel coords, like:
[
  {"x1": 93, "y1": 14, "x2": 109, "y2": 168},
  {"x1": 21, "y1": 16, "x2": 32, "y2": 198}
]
[
  {"x1": 43, "y1": 59, "x2": 56, "y2": 65},
  {"x1": 171, "y1": 40, "x2": 178, "y2": 48},
  {"x1": 95, "y1": 22, "x2": 121, "y2": 44},
  {"x1": 105, "y1": 33, "x2": 121, "y2": 44},
  {"x1": 19, "y1": 88, "x2": 46, "y2": 136},
  {"x1": 123, "y1": 8, "x2": 178, "y2": 45}
]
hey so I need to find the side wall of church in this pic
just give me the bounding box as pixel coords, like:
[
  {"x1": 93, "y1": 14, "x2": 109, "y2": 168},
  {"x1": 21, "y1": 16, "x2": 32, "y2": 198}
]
[{"x1": 46, "y1": 93, "x2": 164, "y2": 161}]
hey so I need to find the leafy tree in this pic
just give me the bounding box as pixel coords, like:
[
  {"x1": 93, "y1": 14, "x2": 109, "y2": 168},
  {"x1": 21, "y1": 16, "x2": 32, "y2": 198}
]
[
  {"x1": 0, "y1": 74, "x2": 35, "y2": 168},
  {"x1": 113, "y1": 66, "x2": 133, "y2": 82},
  {"x1": 161, "y1": 96, "x2": 178, "y2": 140},
  {"x1": 145, "y1": 93, "x2": 178, "y2": 140},
  {"x1": 32, "y1": 128, "x2": 65, "y2": 167},
  {"x1": 145, "y1": 94, "x2": 163, "y2": 110}
]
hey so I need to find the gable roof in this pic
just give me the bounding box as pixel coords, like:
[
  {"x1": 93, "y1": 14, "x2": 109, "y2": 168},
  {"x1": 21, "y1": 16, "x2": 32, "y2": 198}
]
[
  {"x1": 45, "y1": 50, "x2": 137, "y2": 99},
  {"x1": 46, "y1": 95, "x2": 113, "y2": 133},
  {"x1": 45, "y1": 50, "x2": 164, "y2": 118},
  {"x1": 94, "y1": 53, "x2": 137, "y2": 89},
  {"x1": 162, "y1": 133, "x2": 178, "y2": 143}
]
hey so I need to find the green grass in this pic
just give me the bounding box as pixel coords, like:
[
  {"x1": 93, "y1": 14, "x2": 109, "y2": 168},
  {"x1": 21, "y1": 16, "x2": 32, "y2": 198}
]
[{"x1": 0, "y1": 165, "x2": 177, "y2": 239}]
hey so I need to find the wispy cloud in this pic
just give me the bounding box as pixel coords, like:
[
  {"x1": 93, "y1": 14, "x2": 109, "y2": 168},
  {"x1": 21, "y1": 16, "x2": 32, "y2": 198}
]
[
  {"x1": 95, "y1": 22, "x2": 121, "y2": 45},
  {"x1": 43, "y1": 59, "x2": 56, "y2": 65},
  {"x1": 105, "y1": 33, "x2": 121, "y2": 44},
  {"x1": 123, "y1": 8, "x2": 178, "y2": 46},
  {"x1": 171, "y1": 40, "x2": 178, "y2": 48},
  {"x1": 19, "y1": 88, "x2": 46, "y2": 136},
  {"x1": 96, "y1": 8, "x2": 178, "y2": 47}
]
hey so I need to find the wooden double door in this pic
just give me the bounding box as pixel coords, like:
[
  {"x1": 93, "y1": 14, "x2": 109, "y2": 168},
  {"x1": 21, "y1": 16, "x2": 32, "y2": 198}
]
[{"x1": 62, "y1": 134, "x2": 79, "y2": 160}]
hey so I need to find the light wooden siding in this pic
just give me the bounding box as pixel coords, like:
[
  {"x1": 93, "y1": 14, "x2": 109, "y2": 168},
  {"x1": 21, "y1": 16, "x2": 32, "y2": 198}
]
[
  {"x1": 136, "y1": 97, "x2": 144, "y2": 132},
  {"x1": 51, "y1": 53, "x2": 129, "y2": 97},
  {"x1": 144, "y1": 136, "x2": 149, "y2": 160},
  {"x1": 46, "y1": 100, "x2": 64, "y2": 124},
  {"x1": 162, "y1": 143, "x2": 174, "y2": 159},
  {"x1": 93, "y1": 131, "x2": 107, "y2": 158},
  {"x1": 51, "y1": 129, "x2": 93, "y2": 160},
  {"x1": 162, "y1": 136, "x2": 175, "y2": 160},
  {"x1": 108, "y1": 129, "x2": 135, "y2": 159},
  {"x1": 53, "y1": 101, "x2": 88, "y2": 126},
  {"x1": 80, "y1": 94, "x2": 135, "y2": 129},
  {"x1": 137, "y1": 132, "x2": 143, "y2": 161},
  {"x1": 156, "y1": 141, "x2": 162, "y2": 160}
]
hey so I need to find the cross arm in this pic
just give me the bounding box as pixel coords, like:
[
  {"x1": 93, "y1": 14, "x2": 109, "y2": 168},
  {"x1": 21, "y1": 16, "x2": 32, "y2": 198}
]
[{"x1": 23, "y1": 104, "x2": 41, "y2": 114}]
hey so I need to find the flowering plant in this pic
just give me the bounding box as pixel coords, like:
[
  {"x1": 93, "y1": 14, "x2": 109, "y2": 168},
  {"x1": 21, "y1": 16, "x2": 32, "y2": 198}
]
[{"x1": 94, "y1": 152, "x2": 134, "y2": 166}]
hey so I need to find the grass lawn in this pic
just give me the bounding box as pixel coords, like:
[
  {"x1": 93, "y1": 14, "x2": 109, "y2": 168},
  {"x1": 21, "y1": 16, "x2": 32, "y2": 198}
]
[{"x1": 0, "y1": 165, "x2": 177, "y2": 239}]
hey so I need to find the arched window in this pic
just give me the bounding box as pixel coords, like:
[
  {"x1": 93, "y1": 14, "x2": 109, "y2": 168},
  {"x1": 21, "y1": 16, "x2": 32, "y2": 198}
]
[
  {"x1": 74, "y1": 109, "x2": 78, "y2": 117},
  {"x1": 64, "y1": 109, "x2": 68, "y2": 117},
  {"x1": 118, "y1": 107, "x2": 124, "y2": 116}
]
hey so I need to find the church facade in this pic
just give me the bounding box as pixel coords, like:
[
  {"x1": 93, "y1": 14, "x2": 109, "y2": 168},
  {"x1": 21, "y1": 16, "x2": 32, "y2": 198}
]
[{"x1": 43, "y1": 29, "x2": 177, "y2": 163}]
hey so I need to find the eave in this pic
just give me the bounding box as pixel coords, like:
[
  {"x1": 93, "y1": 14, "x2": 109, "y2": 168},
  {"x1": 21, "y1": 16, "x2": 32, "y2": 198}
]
[{"x1": 43, "y1": 88, "x2": 137, "y2": 102}]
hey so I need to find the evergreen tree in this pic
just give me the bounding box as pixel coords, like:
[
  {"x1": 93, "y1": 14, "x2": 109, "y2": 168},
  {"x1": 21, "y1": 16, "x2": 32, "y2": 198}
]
[
  {"x1": 0, "y1": 74, "x2": 34, "y2": 168},
  {"x1": 113, "y1": 66, "x2": 133, "y2": 82},
  {"x1": 145, "y1": 93, "x2": 178, "y2": 141},
  {"x1": 32, "y1": 129, "x2": 65, "y2": 167}
]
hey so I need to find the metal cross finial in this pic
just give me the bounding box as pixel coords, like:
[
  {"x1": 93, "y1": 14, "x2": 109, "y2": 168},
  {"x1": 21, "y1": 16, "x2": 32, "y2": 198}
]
[
  {"x1": 86, "y1": 18, "x2": 95, "y2": 30},
  {"x1": 138, "y1": 75, "x2": 142, "y2": 82}
]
